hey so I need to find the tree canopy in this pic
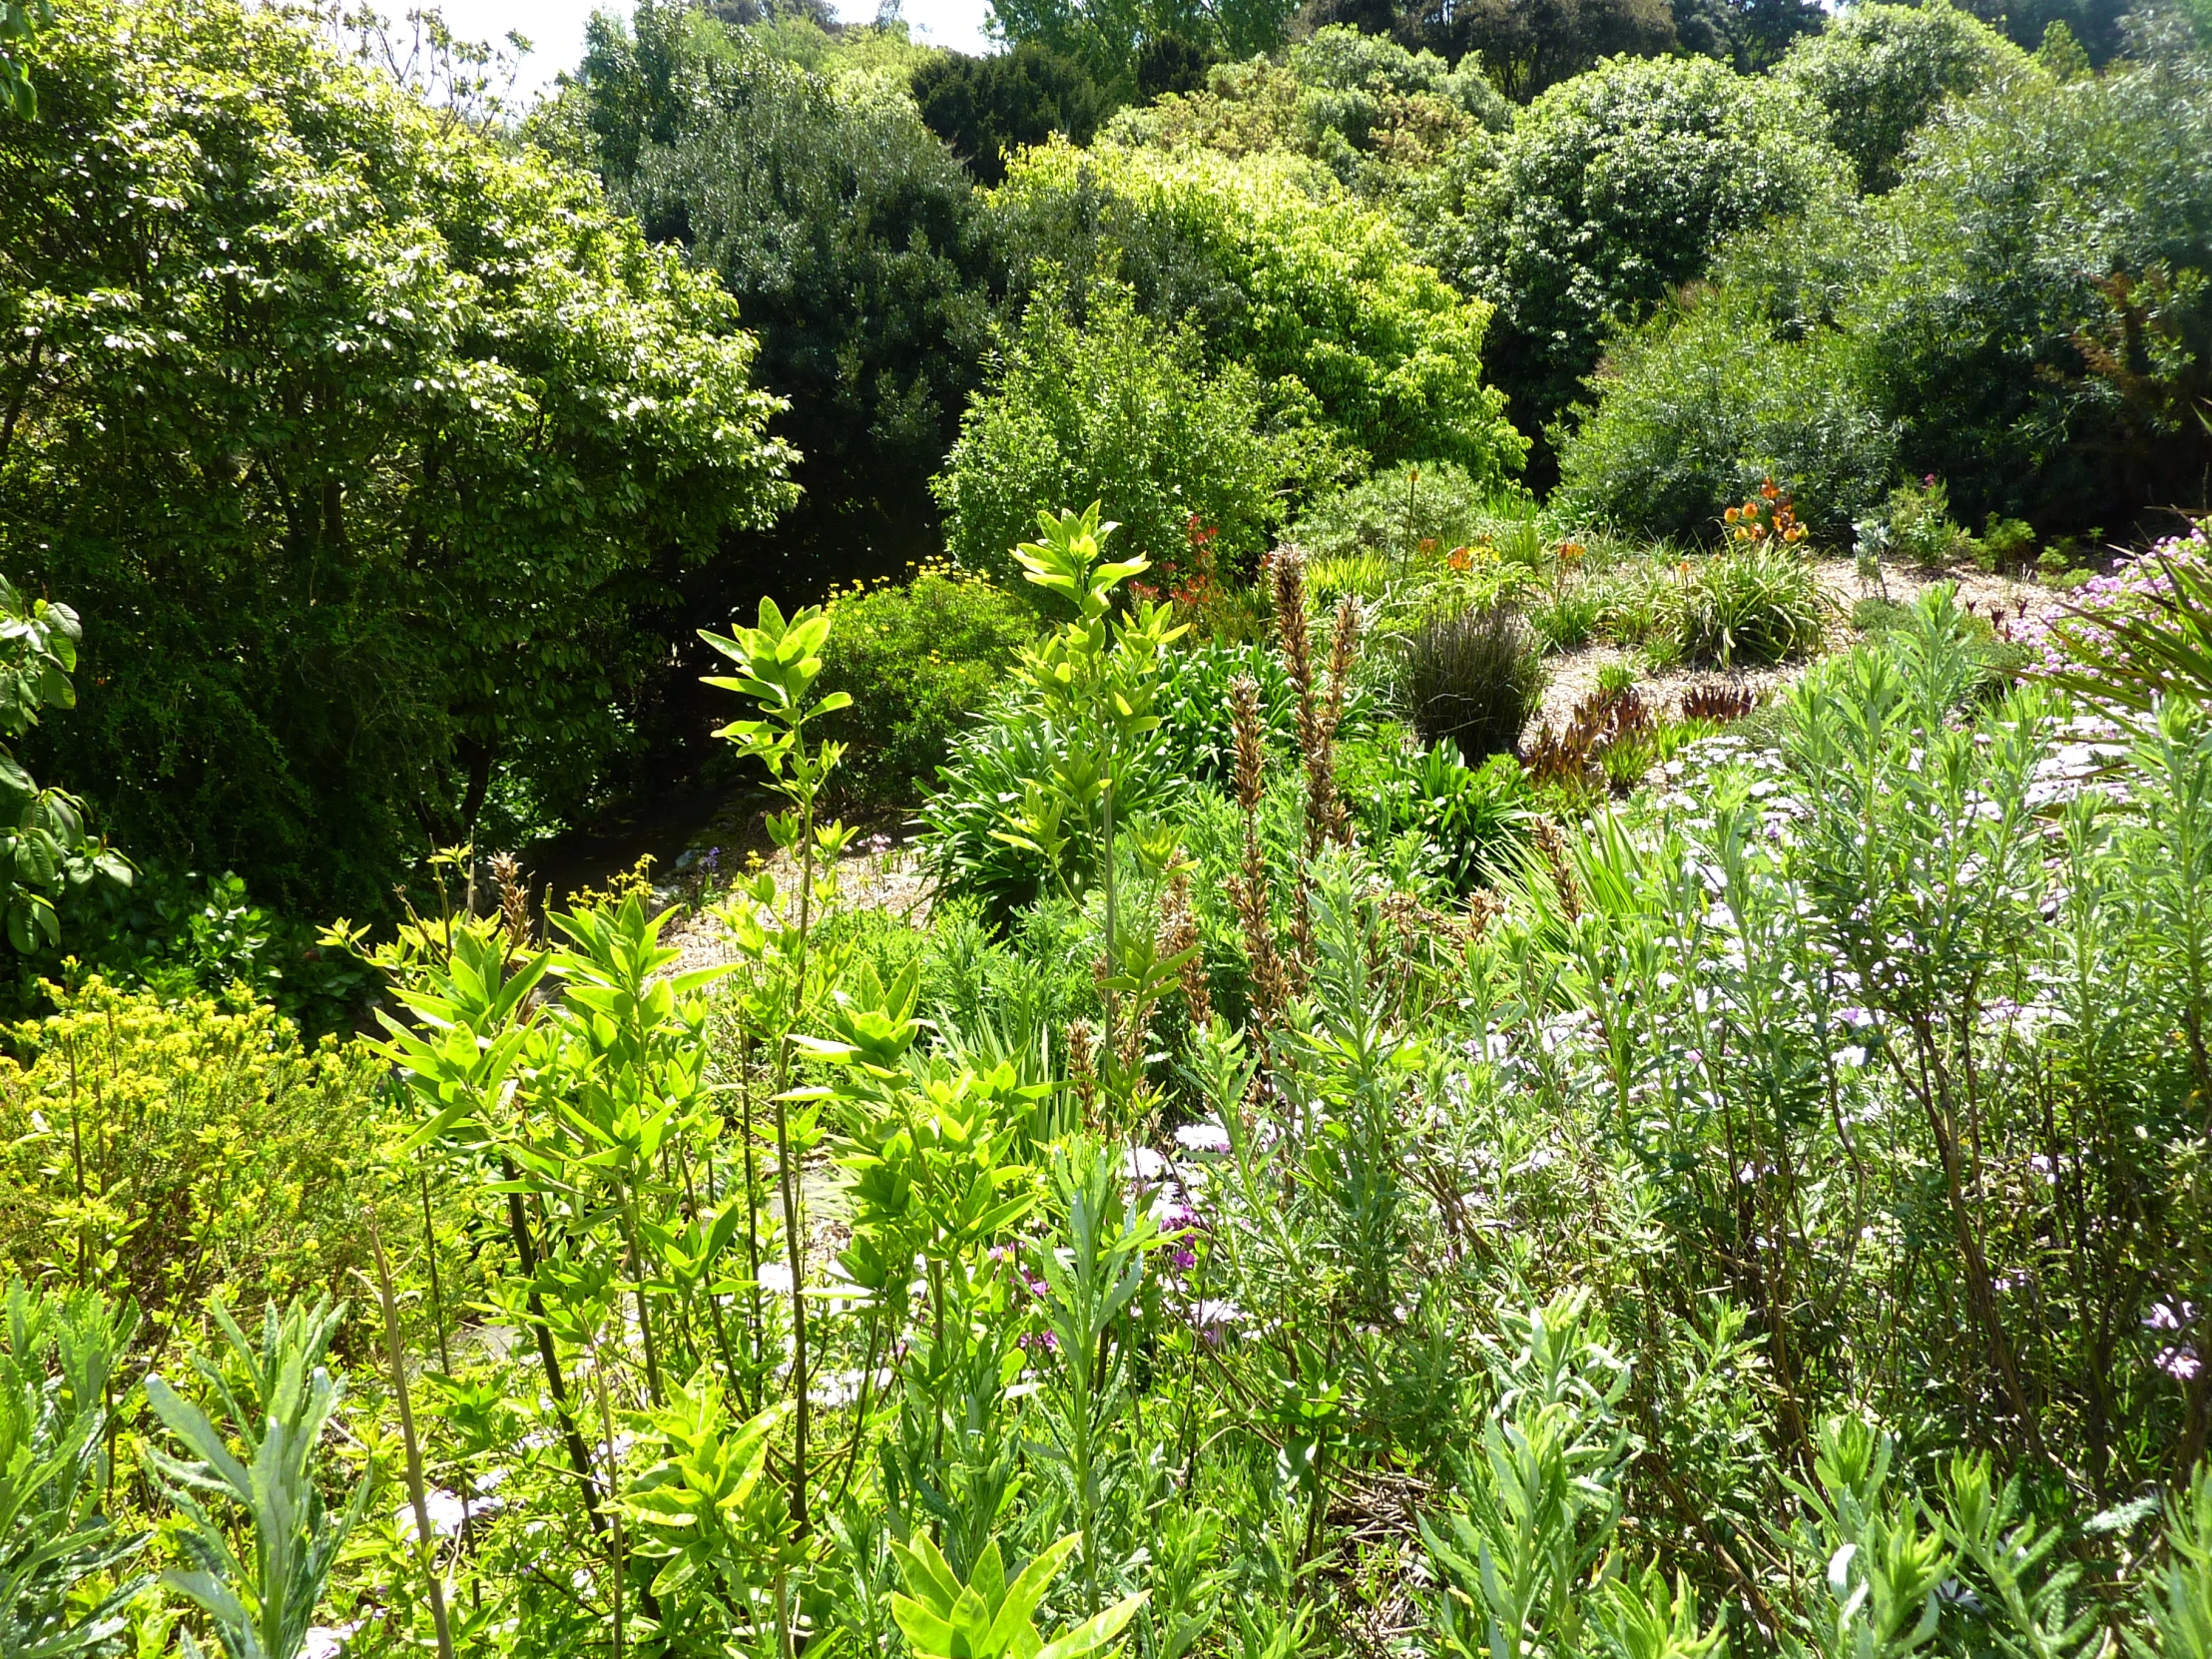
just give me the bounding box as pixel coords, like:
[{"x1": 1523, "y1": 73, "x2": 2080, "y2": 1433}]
[
  {"x1": 0, "y1": 0, "x2": 796, "y2": 914},
  {"x1": 988, "y1": 139, "x2": 1527, "y2": 480}
]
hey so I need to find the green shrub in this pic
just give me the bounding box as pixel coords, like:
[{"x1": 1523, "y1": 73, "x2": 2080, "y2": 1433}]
[
  {"x1": 1673, "y1": 543, "x2": 1831, "y2": 666},
  {"x1": 1291, "y1": 461, "x2": 1507, "y2": 569},
  {"x1": 613, "y1": 37, "x2": 993, "y2": 583},
  {"x1": 1641, "y1": 58, "x2": 2210, "y2": 540},
  {"x1": 1152, "y1": 640, "x2": 1379, "y2": 790},
  {"x1": 1853, "y1": 595, "x2": 1916, "y2": 635},
  {"x1": 1875, "y1": 475, "x2": 1975, "y2": 565},
  {"x1": 815, "y1": 567, "x2": 1039, "y2": 808},
  {"x1": 1442, "y1": 53, "x2": 1846, "y2": 445},
  {"x1": 1109, "y1": 27, "x2": 1508, "y2": 193},
  {"x1": 1554, "y1": 291, "x2": 1896, "y2": 543},
  {"x1": 1341, "y1": 737, "x2": 1530, "y2": 892},
  {"x1": 1972, "y1": 513, "x2": 2039, "y2": 574},
  {"x1": 920, "y1": 702, "x2": 1187, "y2": 916},
  {"x1": 986, "y1": 0, "x2": 1295, "y2": 93},
  {"x1": 1527, "y1": 581, "x2": 1605, "y2": 650},
  {"x1": 15, "y1": 867, "x2": 377, "y2": 1036},
  {"x1": 986, "y1": 141, "x2": 1528, "y2": 479},
  {"x1": 0, "y1": 979, "x2": 396, "y2": 1326},
  {"x1": 1777, "y1": 1, "x2": 2031, "y2": 191},
  {"x1": 933, "y1": 280, "x2": 1337, "y2": 582},
  {"x1": 1400, "y1": 605, "x2": 1546, "y2": 762}
]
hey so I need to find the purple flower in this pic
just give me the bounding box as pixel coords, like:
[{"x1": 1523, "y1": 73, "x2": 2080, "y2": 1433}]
[{"x1": 2147, "y1": 1300, "x2": 2196, "y2": 1333}]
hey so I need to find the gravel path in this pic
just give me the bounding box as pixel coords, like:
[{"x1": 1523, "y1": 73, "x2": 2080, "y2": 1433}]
[{"x1": 1527, "y1": 553, "x2": 2059, "y2": 738}]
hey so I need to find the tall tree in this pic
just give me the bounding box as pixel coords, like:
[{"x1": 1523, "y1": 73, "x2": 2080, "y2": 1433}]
[
  {"x1": 579, "y1": 2, "x2": 996, "y2": 589},
  {"x1": 0, "y1": 0, "x2": 796, "y2": 914},
  {"x1": 913, "y1": 41, "x2": 1111, "y2": 184},
  {"x1": 988, "y1": 0, "x2": 1300, "y2": 96}
]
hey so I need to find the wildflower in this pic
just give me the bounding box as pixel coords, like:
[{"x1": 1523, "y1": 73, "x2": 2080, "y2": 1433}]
[
  {"x1": 1191, "y1": 1298, "x2": 1243, "y2": 1330},
  {"x1": 1174, "y1": 1120, "x2": 1232, "y2": 1155},
  {"x1": 396, "y1": 1487, "x2": 493, "y2": 1542},
  {"x1": 1122, "y1": 1146, "x2": 1167, "y2": 1183}
]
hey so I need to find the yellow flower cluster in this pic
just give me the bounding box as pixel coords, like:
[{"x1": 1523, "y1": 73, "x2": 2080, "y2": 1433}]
[{"x1": 821, "y1": 556, "x2": 989, "y2": 615}]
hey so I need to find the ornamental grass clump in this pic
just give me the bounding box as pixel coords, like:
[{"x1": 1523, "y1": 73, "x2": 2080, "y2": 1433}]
[
  {"x1": 1402, "y1": 604, "x2": 1547, "y2": 763},
  {"x1": 1674, "y1": 542, "x2": 1830, "y2": 667}
]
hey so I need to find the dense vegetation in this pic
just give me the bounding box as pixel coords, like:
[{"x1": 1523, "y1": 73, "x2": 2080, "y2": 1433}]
[{"x1": 4, "y1": 1, "x2": 2212, "y2": 1658}]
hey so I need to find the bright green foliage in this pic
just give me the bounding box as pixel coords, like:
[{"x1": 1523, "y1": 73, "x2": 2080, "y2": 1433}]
[
  {"x1": 1287, "y1": 25, "x2": 1512, "y2": 141},
  {"x1": 1776, "y1": 1, "x2": 2032, "y2": 191},
  {"x1": 1935, "y1": 1453, "x2": 2101, "y2": 1659},
  {"x1": 988, "y1": 142, "x2": 1526, "y2": 481},
  {"x1": 1106, "y1": 28, "x2": 1508, "y2": 193},
  {"x1": 890, "y1": 1529, "x2": 1147, "y2": 1659},
  {"x1": 814, "y1": 567, "x2": 1040, "y2": 808},
  {"x1": 1782, "y1": 1419, "x2": 1952, "y2": 1659},
  {"x1": 1439, "y1": 53, "x2": 1845, "y2": 449},
  {"x1": 933, "y1": 506, "x2": 1190, "y2": 926},
  {"x1": 936, "y1": 283, "x2": 1333, "y2": 582},
  {"x1": 1294, "y1": 459, "x2": 1510, "y2": 570},
  {"x1": 1673, "y1": 543, "x2": 1831, "y2": 667},
  {"x1": 1151, "y1": 638, "x2": 1379, "y2": 787},
  {"x1": 0, "y1": 576, "x2": 128, "y2": 953},
  {"x1": 1343, "y1": 740, "x2": 1530, "y2": 891},
  {"x1": 2134, "y1": 1469, "x2": 2212, "y2": 1659},
  {"x1": 1030, "y1": 1138, "x2": 1159, "y2": 1612},
  {"x1": 0, "y1": 979, "x2": 395, "y2": 1323},
  {"x1": 704, "y1": 599, "x2": 856, "y2": 769},
  {"x1": 923, "y1": 701, "x2": 1186, "y2": 914},
  {"x1": 0, "y1": 0, "x2": 46, "y2": 119},
  {"x1": 0, "y1": 0, "x2": 797, "y2": 916},
  {"x1": 145, "y1": 1300, "x2": 368, "y2": 1659},
  {"x1": 0, "y1": 1282, "x2": 147, "y2": 1659},
  {"x1": 831, "y1": 1044, "x2": 1043, "y2": 1305},
  {"x1": 622, "y1": 1387, "x2": 794, "y2": 1614},
  {"x1": 1422, "y1": 1292, "x2": 1636, "y2": 1659}
]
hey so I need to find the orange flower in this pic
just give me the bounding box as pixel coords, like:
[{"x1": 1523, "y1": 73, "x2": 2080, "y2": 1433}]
[{"x1": 1448, "y1": 545, "x2": 1472, "y2": 571}]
